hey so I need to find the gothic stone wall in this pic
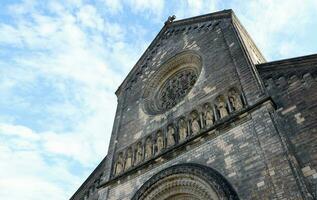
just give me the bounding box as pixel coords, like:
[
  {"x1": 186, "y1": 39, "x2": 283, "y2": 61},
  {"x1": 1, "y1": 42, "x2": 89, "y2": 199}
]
[
  {"x1": 113, "y1": 13, "x2": 264, "y2": 160},
  {"x1": 259, "y1": 56, "x2": 317, "y2": 197},
  {"x1": 99, "y1": 11, "x2": 267, "y2": 197},
  {"x1": 100, "y1": 103, "x2": 305, "y2": 200}
]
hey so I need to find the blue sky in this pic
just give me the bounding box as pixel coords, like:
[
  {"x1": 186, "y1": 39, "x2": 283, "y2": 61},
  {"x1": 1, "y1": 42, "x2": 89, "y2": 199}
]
[{"x1": 0, "y1": 0, "x2": 316, "y2": 199}]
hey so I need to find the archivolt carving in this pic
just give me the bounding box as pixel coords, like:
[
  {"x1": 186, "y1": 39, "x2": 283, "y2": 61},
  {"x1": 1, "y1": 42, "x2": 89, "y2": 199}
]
[
  {"x1": 144, "y1": 175, "x2": 217, "y2": 200},
  {"x1": 142, "y1": 51, "x2": 202, "y2": 115},
  {"x1": 132, "y1": 164, "x2": 239, "y2": 200}
]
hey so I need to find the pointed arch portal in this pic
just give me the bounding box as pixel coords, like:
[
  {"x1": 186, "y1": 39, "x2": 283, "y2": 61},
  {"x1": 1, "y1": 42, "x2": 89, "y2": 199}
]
[{"x1": 132, "y1": 163, "x2": 239, "y2": 200}]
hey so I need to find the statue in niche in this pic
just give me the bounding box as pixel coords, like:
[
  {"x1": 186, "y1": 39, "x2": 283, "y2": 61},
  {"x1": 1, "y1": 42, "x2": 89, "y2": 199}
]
[
  {"x1": 167, "y1": 125, "x2": 176, "y2": 147},
  {"x1": 115, "y1": 153, "x2": 123, "y2": 175},
  {"x1": 145, "y1": 138, "x2": 152, "y2": 159},
  {"x1": 228, "y1": 89, "x2": 243, "y2": 111},
  {"x1": 204, "y1": 104, "x2": 214, "y2": 126},
  {"x1": 178, "y1": 118, "x2": 187, "y2": 142},
  {"x1": 217, "y1": 97, "x2": 228, "y2": 118},
  {"x1": 124, "y1": 148, "x2": 132, "y2": 170},
  {"x1": 156, "y1": 131, "x2": 164, "y2": 154},
  {"x1": 191, "y1": 112, "x2": 200, "y2": 135},
  {"x1": 135, "y1": 142, "x2": 143, "y2": 164}
]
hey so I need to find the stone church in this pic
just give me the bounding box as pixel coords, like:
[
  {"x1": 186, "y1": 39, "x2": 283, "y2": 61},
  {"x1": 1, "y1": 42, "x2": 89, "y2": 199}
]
[{"x1": 71, "y1": 10, "x2": 317, "y2": 200}]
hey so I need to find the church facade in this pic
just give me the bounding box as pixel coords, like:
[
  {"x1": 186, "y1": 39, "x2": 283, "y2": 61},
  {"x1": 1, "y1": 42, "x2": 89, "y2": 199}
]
[{"x1": 71, "y1": 10, "x2": 317, "y2": 200}]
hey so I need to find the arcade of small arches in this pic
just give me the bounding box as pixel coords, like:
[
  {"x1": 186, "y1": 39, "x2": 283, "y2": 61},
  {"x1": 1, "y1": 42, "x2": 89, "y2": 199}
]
[{"x1": 113, "y1": 87, "x2": 245, "y2": 176}]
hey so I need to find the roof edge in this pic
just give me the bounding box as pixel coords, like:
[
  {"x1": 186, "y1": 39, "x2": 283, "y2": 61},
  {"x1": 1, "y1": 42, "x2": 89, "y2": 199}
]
[
  {"x1": 256, "y1": 53, "x2": 317, "y2": 71},
  {"x1": 115, "y1": 9, "x2": 234, "y2": 97},
  {"x1": 230, "y1": 12, "x2": 266, "y2": 63},
  {"x1": 70, "y1": 155, "x2": 108, "y2": 200}
]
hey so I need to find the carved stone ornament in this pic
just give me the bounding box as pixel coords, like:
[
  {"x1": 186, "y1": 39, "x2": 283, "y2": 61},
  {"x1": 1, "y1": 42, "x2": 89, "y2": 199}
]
[
  {"x1": 132, "y1": 163, "x2": 239, "y2": 200},
  {"x1": 191, "y1": 112, "x2": 200, "y2": 135},
  {"x1": 156, "y1": 132, "x2": 164, "y2": 154},
  {"x1": 204, "y1": 104, "x2": 214, "y2": 126},
  {"x1": 115, "y1": 153, "x2": 124, "y2": 175},
  {"x1": 167, "y1": 125, "x2": 176, "y2": 147},
  {"x1": 142, "y1": 52, "x2": 202, "y2": 115},
  {"x1": 145, "y1": 138, "x2": 152, "y2": 159},
  {"x1": 135, "y1": 142, "x2": 143, "y2": 164},
  {"x1": 216, "y1": 96, "x2": 228, "y2": 118},
  {"x1": 178, "y1": 118, "x2": 187, "y2": 142},
  {"x1": 124, "y1": 148, "x2": 133, "y2": 170},
  {"x1": 228, "y1": 89, "x2": 243, "y2": 111}
]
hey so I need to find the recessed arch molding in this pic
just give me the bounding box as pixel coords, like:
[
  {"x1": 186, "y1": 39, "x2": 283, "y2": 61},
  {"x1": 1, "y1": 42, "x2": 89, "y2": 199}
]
[{"x1": 131, "y1": 163, "x2": 239, "y2": 200}]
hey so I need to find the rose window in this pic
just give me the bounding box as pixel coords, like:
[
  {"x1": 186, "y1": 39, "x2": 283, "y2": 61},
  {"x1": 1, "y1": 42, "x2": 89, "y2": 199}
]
[{"x1": 142, "y1": 52, "x2": 202, "y2": 115}]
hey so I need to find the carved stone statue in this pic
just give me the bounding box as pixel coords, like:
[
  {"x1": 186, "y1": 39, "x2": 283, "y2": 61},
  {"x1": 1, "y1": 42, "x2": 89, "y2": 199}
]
[
  {"x1": 145, "y1": 138, "x2": 152, "y2": 159},
  {"x1": 179, "y1": 119, "x2": 187, "y2": 142},
  {"x1": 156, "y1": 132, "x2": 164, "y2": 154},
  {"x1": 164, "y1": 15, "x2": 176, "y2": 25},
  {"x1": 135, "y1": 142, "x2": 143, "y2": 164},
  {"x1": 115, "y1": 153, "x2": 123, "y2": 175},
  {"x1": 204, "y1": 104, "x2": 214, "y2": 126},
  {"x1": 125, "y1": 148, "x2": 132, "y2": 170},
  {"x1": 217, "y1": 97, "x2": 228, "y2": 118},
  {"x1": 228, "y1": 89, "x2": 243, "y2": 111},
  {"x1": 191, "y1": 112, "x2": 200, "y2": 135},
  {"x1": 167, "y1": 125, "x2": 175, "y2": 147}
]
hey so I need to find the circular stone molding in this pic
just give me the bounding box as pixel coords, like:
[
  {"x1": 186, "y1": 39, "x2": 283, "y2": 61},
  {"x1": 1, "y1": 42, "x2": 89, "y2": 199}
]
[
  {"x1": 142, "y1": 52, "x2": 202, "y2": 115},
  {"x1": 132, "y1": 163, "x2": 239, "y2": 200}
]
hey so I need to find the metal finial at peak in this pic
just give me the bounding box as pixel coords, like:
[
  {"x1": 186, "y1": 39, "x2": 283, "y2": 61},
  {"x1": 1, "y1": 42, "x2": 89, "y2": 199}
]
[{"x1": 164, "y1": 15, "x2": 176, "y2": 25}]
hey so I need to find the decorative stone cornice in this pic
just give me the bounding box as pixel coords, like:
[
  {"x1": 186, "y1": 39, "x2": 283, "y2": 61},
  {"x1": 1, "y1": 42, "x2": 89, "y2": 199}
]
[{"x1": 98, "y1": 96, "x2": 274, "y2": 188}]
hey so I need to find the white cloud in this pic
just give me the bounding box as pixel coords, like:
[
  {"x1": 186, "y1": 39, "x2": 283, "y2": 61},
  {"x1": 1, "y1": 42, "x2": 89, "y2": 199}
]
[
  {"x1": 128, "y1": 0, "x2": 165, "y2": 15},
  {"x1": 0, "y1": 0, "x2": 138, "y2": 199},
  {"x1": 104, "y1": 0, "x2": 123, "y2": 14},
  {"x1": 233, "y1": 0, "x2": 317, "y2": 59},
  {"x1": 0, "y1": 123, "x2": 39, "y2": 141},
  {"x1": 103, "y1": 0, "x2": 165, "y2": 19},
  {"x1": 174, "y1": 0, "x2": 219, "y2": 19},
  {"x1": 0, "y1": 131, "x2": 81, "y2": 200},
  {"x1": 1, "y1": 1, "x2": 316, "y2": 200},
  {"x1": 0, "y1": 178, "x2": 65, "y2": 200},
  {"x1": 77, "y1": 4, "x2": 104, "y2": 30}
]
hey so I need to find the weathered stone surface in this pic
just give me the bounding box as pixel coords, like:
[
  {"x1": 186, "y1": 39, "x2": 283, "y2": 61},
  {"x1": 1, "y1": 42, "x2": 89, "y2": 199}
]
[{"x1": 70, "y1": 9, "x2": 317, "y2": 200}]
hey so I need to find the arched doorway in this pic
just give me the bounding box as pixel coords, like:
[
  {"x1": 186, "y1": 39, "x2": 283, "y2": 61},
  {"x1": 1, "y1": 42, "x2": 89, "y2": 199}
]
[{"x1": 132, "y1": 163, "x2": 239, "y2": 200}]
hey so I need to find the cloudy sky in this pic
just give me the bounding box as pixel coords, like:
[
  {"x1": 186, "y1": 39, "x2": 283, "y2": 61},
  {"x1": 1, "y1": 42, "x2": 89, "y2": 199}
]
[{"x1": 0, "y1": 0, "x2": 316, "y2": 199}]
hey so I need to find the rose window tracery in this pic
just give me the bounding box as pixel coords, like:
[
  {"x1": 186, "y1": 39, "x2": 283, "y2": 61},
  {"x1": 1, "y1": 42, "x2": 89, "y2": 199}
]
[
  {"x1": 158, "y1": 69, "x2": 198, "y2": 111},
  {"x1": 142, "y1": 52, "x2": 202, "y2": 115}
]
